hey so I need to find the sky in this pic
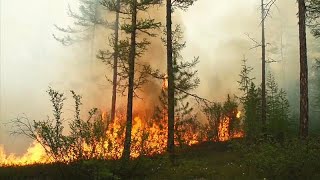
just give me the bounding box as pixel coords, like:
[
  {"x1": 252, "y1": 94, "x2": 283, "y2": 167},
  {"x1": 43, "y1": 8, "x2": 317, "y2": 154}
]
[{"x1": 0, "y1": 0, "x2": 315, "y2": 154}]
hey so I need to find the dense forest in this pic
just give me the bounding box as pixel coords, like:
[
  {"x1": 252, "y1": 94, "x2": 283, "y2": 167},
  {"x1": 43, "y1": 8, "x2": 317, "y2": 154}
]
[{"x1": 0, "y1": 0, "x2": 320, "y2": 179}]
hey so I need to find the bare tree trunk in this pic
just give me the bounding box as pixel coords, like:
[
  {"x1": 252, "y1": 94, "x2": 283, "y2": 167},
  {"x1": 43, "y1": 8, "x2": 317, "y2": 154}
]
[
  {"x1": 110, "y1": 0, "x2": 121, "y2": 123},
  {"x1": 122, "y1": 0, "x2": 137, "y2": 161},
  {"x1": 298, "y1": 0, "x2": 309, "y2": 138},
  {"x1": 166, "y1": 0, "x2": 175, "y2": 157},
  {"x1": 261, "y1": 0, "x2": 267, "y2": 130}
]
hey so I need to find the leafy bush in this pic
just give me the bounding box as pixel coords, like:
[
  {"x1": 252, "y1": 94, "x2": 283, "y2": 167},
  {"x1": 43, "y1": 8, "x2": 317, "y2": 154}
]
[{"x1": 239, "y1": 137, "x2": 320, "y2": 179}]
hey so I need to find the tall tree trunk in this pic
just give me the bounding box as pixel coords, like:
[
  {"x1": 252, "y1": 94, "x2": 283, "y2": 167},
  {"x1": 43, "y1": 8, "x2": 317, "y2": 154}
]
[
  {"x1": 298, "y1": 0, "x2": 309, "y2": 138},
  {"x1": 261, "y1": 0, "x2": 267, "y2": 129},
  {"x1": 110, "y1": 0, "x2": 121, "y2": 123},
  {"x1": 166, "y1": 0, "x2": 175, "y2": 157},
  {"x1": 122, "y1": 0, "x2": 137, "y2": 161}
]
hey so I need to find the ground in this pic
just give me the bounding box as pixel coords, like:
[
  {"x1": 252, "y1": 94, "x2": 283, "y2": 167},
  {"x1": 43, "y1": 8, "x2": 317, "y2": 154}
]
[{"x1": 1, "y1": 139, "x2": 319, "y2": 180}]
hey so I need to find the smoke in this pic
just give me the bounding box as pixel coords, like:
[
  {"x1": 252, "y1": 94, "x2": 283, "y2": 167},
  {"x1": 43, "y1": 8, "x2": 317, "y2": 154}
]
[{"x1": 1, "y1": 0, "x2": 319, "y2": 155}]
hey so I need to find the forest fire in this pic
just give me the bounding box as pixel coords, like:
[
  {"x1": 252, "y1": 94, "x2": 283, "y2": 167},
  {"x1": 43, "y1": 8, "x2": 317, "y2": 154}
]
[
  {"x1": 0, "y1": 141, "x2": 51, "y2": 166},
  {"x1": 0, "y1": 109, "x2": 243, "y2": 167}
]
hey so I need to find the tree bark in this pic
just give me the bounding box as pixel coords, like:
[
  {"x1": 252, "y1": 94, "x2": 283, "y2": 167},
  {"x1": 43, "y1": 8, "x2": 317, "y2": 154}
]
[
  {"x1": 298, "y1": 0, "x2": 309, "y2": 138},
  {"x1": 261, "y1": 0, "x2": 267, "y2": 130},
  {"x1": 166, "y1": 0, "x2": 175, "y2": 157},
  {"x1": 110, "y1": 0, "x2": 121, "y2": 123},
  {"x1": 122, "y1": 0, "x2": 137, "y2": 161}
]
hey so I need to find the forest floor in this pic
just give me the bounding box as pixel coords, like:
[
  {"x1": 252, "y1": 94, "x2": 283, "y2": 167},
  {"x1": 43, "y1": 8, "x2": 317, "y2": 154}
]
[{"x1": 1, "y1": 139, "x2": 319, "y2": 180}]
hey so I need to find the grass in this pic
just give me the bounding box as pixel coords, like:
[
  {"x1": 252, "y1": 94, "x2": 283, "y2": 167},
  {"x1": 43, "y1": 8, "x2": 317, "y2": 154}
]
[{"x1": 1, "y1": 139, "x2": 320, "y2": 180}]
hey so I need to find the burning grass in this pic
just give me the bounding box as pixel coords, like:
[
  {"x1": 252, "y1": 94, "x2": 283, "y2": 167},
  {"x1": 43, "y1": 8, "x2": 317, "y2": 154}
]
[{"x1": 0, "y1": 110, "x2": 243, "y2": 167}]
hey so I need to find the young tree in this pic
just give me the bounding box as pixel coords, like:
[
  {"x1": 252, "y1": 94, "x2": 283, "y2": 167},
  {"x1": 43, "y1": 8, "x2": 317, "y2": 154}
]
[
  {"x1": 238, "y1": 57, "x2": 255, "y2": 99},
  {"x1": 166, "y1": 0, "x2": 197, "y2": 158},
  {"x1": 243, "y1": 83, "x2": 262, "y2": 140},
  {"x1": 298, "y1": 0, "x2": 309, "y2": 138},
  {"x1": 11, "y1": 88, "x2": 108, "y2": 163},
  {"x1": 237, "y1": 57, "x2": 261, "y2": 140},
  {"x1": 155, "y1": 25, "x2": 201, "y2": 147},
  {"x1": 204, "y1": 102, "x2": 223, "y2": 141},
  {"x1": 100, "y1": 0, "x2": 121, "y2": 123},
  {"x1": 266, "y1": 73, "x2": 289, "y2": 139},
  {"x1": 118, "y1": 0, "x2": 161, "y2": 161}
]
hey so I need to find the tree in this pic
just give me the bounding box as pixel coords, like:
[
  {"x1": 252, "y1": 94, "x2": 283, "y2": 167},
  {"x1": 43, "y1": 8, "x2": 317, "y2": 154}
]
[
  {"x1": 11, "y1": 88, "x2": 108, "y2": 163},
  {"x1": 307, "y1": 0, "x2": 320, "y2": 38},
  {"x1": 155, "y1": 25, "x2": 201, "y2": 147},
  {"x1": 204, "y1": 102, "x2": 223, "y2": 141},
  {"x1": 237, "y1": 57, "x2": 261, "y2": 140},
  {"x1": 166, "y1": 0, "x2": 197, "y2": 159},
  {"x1": 238, "y1": 57, "x2": 255, "y2": 100},
  {"x1": 53, "y1": 0, "x2": 108, "y2": 46},
  {"x1": 309, "y1": 62, "x2": 320, "y2": 131},
  {"x1": 266, "y1": 73, "x2": 290, "y2": 139},
  {"x1": 100, "y1": 0, "x2": 121, "y2": 123},
  {"x1": 243, "y1": 83, "x2": 262, "y2": 140},
  {"x1": 298, "y1": 0, "x2": 309, "y2": 138},
  {"x1": 248, "y1": 0, "x2": 277, "y2": 131},
  {"x1": 54, "y1": 0, "x2": 122, "y2": 123},
  {"x1": 261, "y1": 0, "x2": 267, "y2": 129},
  {"x1": 119, "y1": 0, "x2": 161, "y2": 161}
]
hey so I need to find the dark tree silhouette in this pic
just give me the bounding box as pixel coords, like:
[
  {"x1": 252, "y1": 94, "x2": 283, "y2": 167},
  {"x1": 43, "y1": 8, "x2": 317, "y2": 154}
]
[{"x1": 298, "y1": 0, "x2": 309, "y2": 138}]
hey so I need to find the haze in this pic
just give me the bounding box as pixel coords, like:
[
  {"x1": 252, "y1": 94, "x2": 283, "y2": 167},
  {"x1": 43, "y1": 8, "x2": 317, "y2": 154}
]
[{"x1": 0, "y1": 0, "x2": 314, "y2": 155}]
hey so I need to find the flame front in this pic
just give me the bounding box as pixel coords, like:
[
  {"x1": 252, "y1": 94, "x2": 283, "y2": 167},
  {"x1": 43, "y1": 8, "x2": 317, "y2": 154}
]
[
  {"x1": 0, "y1": 110, "x2": 243, "y2": 166},
  {"x1": 0, "y1": 141, "x2": 52, "y2": 166}
]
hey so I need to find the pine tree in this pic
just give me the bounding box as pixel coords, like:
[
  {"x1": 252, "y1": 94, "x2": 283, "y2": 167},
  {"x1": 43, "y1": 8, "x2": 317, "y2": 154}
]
[
  {"x1": 266, "y1": 73, "x2": 289, "y2": 139},
  {"x1": 237, "y1": 57, "x2": 260, "y2": 140},
  {"x1": 118, "y1": 0, "x2": 161, "y2": 161},
  {"x1": 100, "y1": 0, "x2": 121, "y2": 123},
  {"x1": 166, "y1": 0, "x2": 198, "y2": 159},
  {"x1": 155, "y1": 25, "x2": 200, "y2": 147},
  {"x1": 243, "y1": 83, "x2": 262, "y2": 140},
  {"x1": 53, "y1": 0, "x2": 109, "y2": 45},
  {"x1": 298, "y1": 0, "x2": 309, "y2": 138},
  {"x1": 238, "y1": 57, "x2": 255, "y2": 101}
]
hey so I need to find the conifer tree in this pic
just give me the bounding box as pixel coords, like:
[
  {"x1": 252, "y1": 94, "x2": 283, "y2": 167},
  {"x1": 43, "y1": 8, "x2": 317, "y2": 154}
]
[
  {"x1": 155, "y1": 25, "x2": 200, "y2": 147},
  {"x1": 266, "y1": 73, "x2": 289, "y2": 138},
  {"x1": 298, "y1": 0, "x2": 309, "y2": 138},
  {"x1": 108, "y1": 0, "x2": 161, "y2": 161},
  {"x1": 166, "y1": 0, "x2": 198, "y2": 158}
]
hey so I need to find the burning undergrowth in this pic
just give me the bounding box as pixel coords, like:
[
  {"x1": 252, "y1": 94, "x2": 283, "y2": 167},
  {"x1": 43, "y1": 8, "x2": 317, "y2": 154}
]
[{"x1": 0, "y1": 87, "x2": 243, "y2": 167}]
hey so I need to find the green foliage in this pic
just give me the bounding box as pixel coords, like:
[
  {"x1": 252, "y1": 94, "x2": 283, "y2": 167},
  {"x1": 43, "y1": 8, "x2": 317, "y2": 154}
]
[
  {"x1": 266, "y1": 73, "x2": 290, "y2": 139},
  {"x1": 12, "y1": 87, "x2": 108, "y2": 163},
  {"x1": 237, "y1": 58, "x2": 290, "y2": 141},
  {"x1": 203, "y1": 95, "x2": 240, "y2": 141},
  {"x1": 310, "y1": 61, "x2": 320, "y2": 131},
  {"x1": 223, "y1": 95, "x2": 240, "y2": 136},
  {"x1": 98, "y1": 0, "x2": 162, "y2": 97},
  {"x1": 307, "y1": 0, "x2": 320, "y2": 38},
  {"x1": 241, "y1": 138, "x2": 320, "y2": 179},
  {"x1": 53, "y1": 0, "x2": 109, "y2": 45},
  {"x1": 237, "y1": 58, "x2": 262, "y2": 140},
  {"x1": 242, "y1": 83, "x2": 262, "y2": 140},
  {"x1": 204, "y1": 102, "x2": 223, "y2": 141},
  {"x1": 237, "y1": 57, "x2": 255, "y2": 99},
  {"x1": 154, "y1": 25, "x2": 201, "y2": 146}
]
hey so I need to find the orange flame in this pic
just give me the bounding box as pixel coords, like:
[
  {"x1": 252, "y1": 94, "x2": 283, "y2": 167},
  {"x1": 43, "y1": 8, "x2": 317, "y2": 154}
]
[
  {"x1": 0, "y1": 110, "x2": 243, "y2": 166},
  {"x1": 0, "y1": 141, "x2": 52, "y2": 166}
]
